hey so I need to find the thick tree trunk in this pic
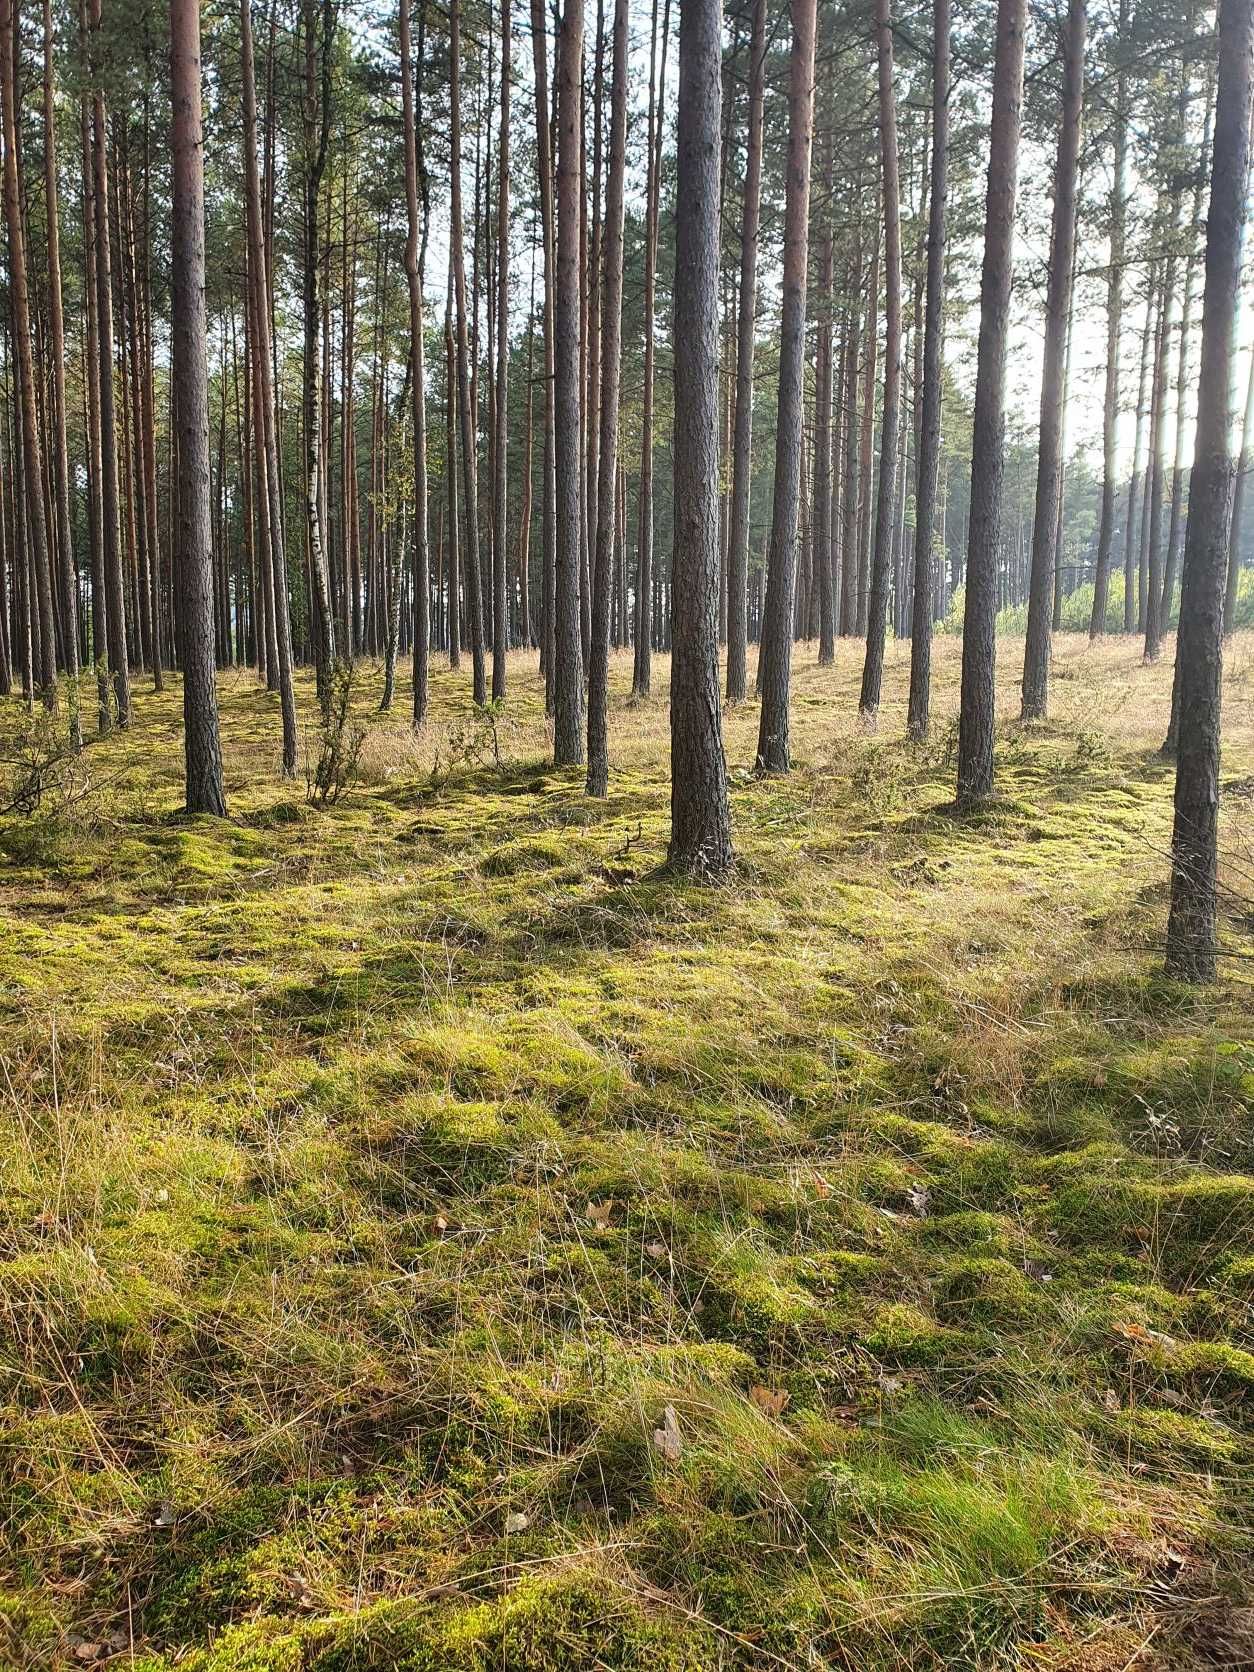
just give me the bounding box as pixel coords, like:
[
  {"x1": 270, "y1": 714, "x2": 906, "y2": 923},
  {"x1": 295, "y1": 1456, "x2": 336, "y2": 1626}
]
[
  {"x1": 753, "y1": 0, "x2": 818, "y2": 773},
  {"x1": 1165, "y1": 0, "x2": 1253, "y2": 980},
  {"x1": 858, "y1": 0, "x2": 904, "y2": 726},
  {"x1": 669, "y1": 0, "x2": 732, "y2": 876},
  {"x1": 1021, "y1": 0, "x2": 1085, "y2": 717},
  {"x1": 906, "y1": 0, "x2": 948, "y2": 741},
  {"x1": 170, "y1": 0, "x2": 226, "y2": 815},
  {"x1": 553, "y1": 0, "x2": 585, "y2": 762},
  {"x1": 586, "y1": 0, "x2": 627, "y2": 795},
  {"x1": 956, "y1": 0, "x2": 1027, "y2": 808}
]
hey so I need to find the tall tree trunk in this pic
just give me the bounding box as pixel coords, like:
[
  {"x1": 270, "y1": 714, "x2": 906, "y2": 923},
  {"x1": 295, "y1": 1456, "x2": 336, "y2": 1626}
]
[
  {"x1": 1144, "y1": 189, "x2": 1181, "y2": 663},
  {"x1": 669, "y1": 0, "x2": 731, "y2": 876},
  {"x1": 170, "y1": 0, "x2": 226, "y2": 814},
  {"x1": 1165, "y1": 0, "x2": 1253, "y2": 979},
  {"x1": 1226, "y1": 311, "x2": 1254, "y2": 633},
  {"x1": 1090, "y1": 0, "x2": 1128, "y2": 639},
  {"x1": 41, "y1": 0, "x2": 81, "y2": 744},
  {"x1": 813, "y1": 99, "x2": 836, "y2": 668},
  {"x1": 858, "y1": 0, "x2": 904, "y2": 725},
  {"x1": 1124, "y1": 266, "x2": 1158, "y2": 633},
  {"x1": 955, "y1": 0, "x2": 1027, "y2": 808},
  {"x1": 491, "y1": 0, "x2": 510, "y2": 701},
  {"x1": 78, "y1": 35, "x2": 109, "y2": 733},
  {"x1": 632, "y1": 0, "x2": 669, "y2": 698},
  {"x1": 301, "y1": 0, "x2": 336, "y2": 708},
  {"x1": 906, "y1": 0, "x2": 948, "y2": 741},
  {"x1": 586, "y1": 0, "x2": 626, "y2": 795},
  {"x1": 0, "y1": 0, "x2": 57, "y2": 712},
  {"x1": 242, "y1": 0, "x2": 296, "y2": 773},
  {"x1": 553, "y1": 0, "x2": 585, "y2": 762},
  {"x1": 529, "y1": 0, "x2": 557, "y2": 707},
  {"x1": 399, "y1": 0, "x2": 430, "y2": 725},
  {"x1": 1162, "y1": 85, "x2": 1212, "y2": 636},
  {"x1": 753, "y1": 0, "x2": 818, "y2": 773},
  {"x1": 1021, "y1": 0, "x2": 1085, "y2": 717},
  {"x1": 725, "y1": 0, "x2": 764, "y2": 701},
  {"x1": 450, "y1": 0, "x2": 487, "y2": 705}
]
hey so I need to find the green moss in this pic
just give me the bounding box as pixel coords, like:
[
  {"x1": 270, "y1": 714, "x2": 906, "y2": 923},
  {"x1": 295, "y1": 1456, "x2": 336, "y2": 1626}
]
[
  {"x1": 935, "y1": 1257, "x2": 1042, "y2": 1326},
  {"x1": 862, "y1": 1301, "x2": 967, "y2": 1366}
]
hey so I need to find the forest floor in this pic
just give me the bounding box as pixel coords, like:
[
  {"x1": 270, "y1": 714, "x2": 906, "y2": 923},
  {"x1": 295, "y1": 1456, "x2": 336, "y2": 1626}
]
[{"x1": 1, "y1": 633, "x2": 1253, "y2": 1672}]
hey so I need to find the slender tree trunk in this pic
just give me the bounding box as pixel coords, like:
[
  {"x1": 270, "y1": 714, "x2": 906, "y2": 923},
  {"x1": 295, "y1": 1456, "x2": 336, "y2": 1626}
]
[
  {"x1": 0, "y1": 0, "x2": 57, "y2": 712},
  {"x1": 1165, "y1": 0, "x2": 1253, "y2": 980},
  {"x1": 301, "y1": 0, "x2": 336, "y2": 708},
  {"x1": 956, "y1": 0, "x2": 1027, "y2": 807},
  {"x1": 1021, "y1": 0, "x2": 1085, "y2": 717},
  {"x1": 41, "y1": 0, "x2": 81, "y2": 744},
  {"x1": 530, "y1": 0, "x2": 558, "y2": 707},
  {"x1": 1162, "y1": 87, "x2": 1212, "y2": 635},
  {"x1": 1090, "y1": 0, "x2": 1128, "y2": 639},
  {"x1": 814, "y1": 100, "x2": 836, "y2": 667},
  {"x1": 170, "y1": 0, "x2": 226, "y2": 814},
  {"x1": 907, "y1": 0, "x2": 948, "y2": 741},
  {"x1": 444, "y1": 254, "x2": 461, "y2": 670},
  {"x1": 1144, "y1": 189, "x2": 1181, "y2": 664},
  {"x1": 450, "y1": 0, "x2": 487, "y2": 705},
  {"x1": 754, "y1": 0, "x2": 818, "y2": 773},
  {"x1": 669, "y1": 0, "x2": 731, "y2": 876},
  {"x1": 399, "y1": 0, "x2": 430, "y2": 725},
  {"x1": 725, "y1": 0, "x2": 765, "y2": 701},
  {"x1": 553, "y1": 0, "x2": 586, "y2": 762},
  {"x1": 1124, "y1": 266, "x2": 1158, "y2": 633},
  {"x1": 632, "y1": 0, "x2": 669, "y2": 699},
  {"x1": 1226, "y1": 313, "x2": 1254, "y2": 632},
  {"x1": 586, "y1": 0, "x2": 627, "y2": 795},
  {"x1": 858, "y1": 0, "x2": 904, "y2": 725},
  {"x1": 491, "y1": 0, "x2": 510, "y2": 701},
  {"x1": 242, "y1": 0, "x2": 296, "y2": 773}
]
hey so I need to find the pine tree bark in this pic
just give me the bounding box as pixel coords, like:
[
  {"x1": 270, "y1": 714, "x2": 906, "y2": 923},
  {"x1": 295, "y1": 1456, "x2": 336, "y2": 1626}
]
[
  {"x1": 529, "y1": 0, "x2": 557, "y2": 706},
  {"x1": 301, "y1": 0, "x2": 336, "y2": 708},
  {"x1": 632, "y1": 0, "x2": 669, "y2": 698},
  {"x1": 0, "y1": 0, "x2": 57, "y2": 713},
  {"x1": 725, "y1": 0, "x2": 765, "y2": 700},
  {"x1": 585, "y1": 0, "x2": 627, "y2": 796},
  {"x1": 906, "y1": 0, "x2": 948, "y2": 741},
  {"x1": 553, "y1": 0, "x2": 585, "y2": 762},
  {"x1": 1090, "y1": 0, "x2": 1127, "y2": 639},
  {"x1": 399, "y1": 0, "x2": 430, "y2": 725},
  {"x1": 41, "y1": 0, "x2": 81, "y2": 744},
  {"x1": 450, "y1": 0, "x2": 487, "y2": 706},
  {"x1": 754, "y1": 0, "x2": 818, "y2": 773},
  {"x1": 241, "y1": 0, "x2": 296, "y2": 773},
  {"x1": 669, "y1": 0, "x2": 731, "y2": 876},
  {"x1": 491, "y1": 0, "x2": 510, "y2": 701},
  {"x1": 1021, "y1": 0, "x2": 1085, "y2": 717},
  {"x1": 1165, "y1": 0, "x2": 1253, "y2": 980},
  {"x1": 1226, "y1": 312, "x2": 1254, "y2": 633},
  {"x1": 858, "y1": 0, "x2": 904, "y2": 726},
  {"x1": 814, "y1": 106, "x2": 836, "y2": 668},
  {"x1": 170, "y1": 0, "x2": 226, "y2": 815},
  {"x1": 955, "y1": 0, "x2": 1027, "y2": 808}
]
